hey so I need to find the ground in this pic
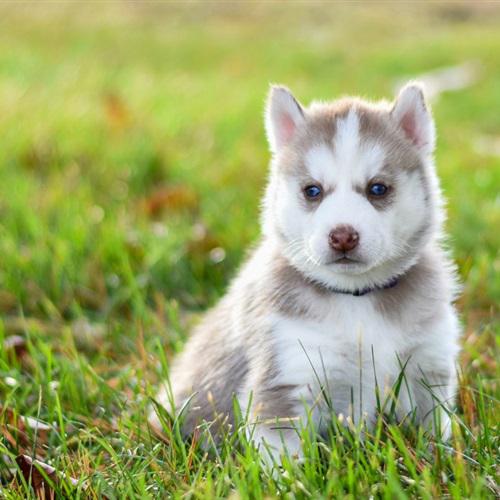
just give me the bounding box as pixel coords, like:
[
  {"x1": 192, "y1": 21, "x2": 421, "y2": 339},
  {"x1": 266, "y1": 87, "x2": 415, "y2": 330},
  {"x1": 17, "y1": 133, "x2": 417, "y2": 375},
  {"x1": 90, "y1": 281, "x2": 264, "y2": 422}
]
[{"x1": 0, "y1": 2, "x2": 498, "y2": 498}]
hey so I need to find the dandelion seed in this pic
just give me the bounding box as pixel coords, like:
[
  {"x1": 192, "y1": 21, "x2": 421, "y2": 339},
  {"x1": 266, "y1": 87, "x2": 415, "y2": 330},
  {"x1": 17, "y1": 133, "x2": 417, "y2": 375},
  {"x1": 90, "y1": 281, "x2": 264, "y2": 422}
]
[{"x1": 4, "y1": 377, "x2": 17, "y2": 387}]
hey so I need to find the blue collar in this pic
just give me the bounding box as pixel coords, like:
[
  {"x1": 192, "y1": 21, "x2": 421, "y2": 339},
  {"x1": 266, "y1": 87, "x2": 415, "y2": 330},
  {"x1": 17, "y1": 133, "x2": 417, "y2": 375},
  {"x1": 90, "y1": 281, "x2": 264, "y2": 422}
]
[{"x1": 320, "y1": 276, "x2": 399, "y2": 296}]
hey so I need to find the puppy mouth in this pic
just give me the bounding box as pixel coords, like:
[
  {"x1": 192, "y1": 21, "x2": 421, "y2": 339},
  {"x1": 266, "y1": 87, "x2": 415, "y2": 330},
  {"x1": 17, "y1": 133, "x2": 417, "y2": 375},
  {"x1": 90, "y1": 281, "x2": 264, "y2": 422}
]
[
  {"x1": 331, "y1": 255, "x2": 362, "y2": 265},
  {"x1": 326, "y1": 254, "x2": 369, "y2": 275}
]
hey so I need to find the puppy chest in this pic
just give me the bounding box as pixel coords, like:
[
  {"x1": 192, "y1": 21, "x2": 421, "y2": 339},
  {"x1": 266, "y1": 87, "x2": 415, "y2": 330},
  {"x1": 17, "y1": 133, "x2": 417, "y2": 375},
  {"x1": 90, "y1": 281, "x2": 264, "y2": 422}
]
[{"x1": 268, "y1": 309, "x2": 405, "y2": 390}]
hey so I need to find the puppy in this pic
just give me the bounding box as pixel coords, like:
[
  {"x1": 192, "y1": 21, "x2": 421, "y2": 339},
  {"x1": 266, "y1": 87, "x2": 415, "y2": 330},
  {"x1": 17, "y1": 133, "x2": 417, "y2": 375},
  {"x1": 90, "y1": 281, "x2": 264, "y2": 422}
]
[{"x1": 150, "y1": 83, "x2": 461, "y2": 463}]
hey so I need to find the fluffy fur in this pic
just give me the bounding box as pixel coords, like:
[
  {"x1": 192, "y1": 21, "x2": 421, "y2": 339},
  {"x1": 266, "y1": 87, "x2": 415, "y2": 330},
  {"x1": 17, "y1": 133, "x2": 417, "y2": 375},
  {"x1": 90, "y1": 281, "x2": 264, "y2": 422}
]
[{"x1": 150, "y1": 83, "x2": 461, "y2": 463}]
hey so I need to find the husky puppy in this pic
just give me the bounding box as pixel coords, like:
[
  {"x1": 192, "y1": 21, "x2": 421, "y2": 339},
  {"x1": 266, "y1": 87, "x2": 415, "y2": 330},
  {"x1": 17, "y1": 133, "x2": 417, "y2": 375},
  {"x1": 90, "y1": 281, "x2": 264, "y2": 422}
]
[{"x1": 150, "y1": 83, "x2": 461, "y2": 461}]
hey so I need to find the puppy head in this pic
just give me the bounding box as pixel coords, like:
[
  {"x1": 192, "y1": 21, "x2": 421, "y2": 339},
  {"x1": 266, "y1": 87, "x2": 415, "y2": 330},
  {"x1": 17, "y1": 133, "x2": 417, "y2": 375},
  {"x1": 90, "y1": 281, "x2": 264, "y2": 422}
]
[{"x1": 262, "y1": 83, "x2": 442, "y2": 292}]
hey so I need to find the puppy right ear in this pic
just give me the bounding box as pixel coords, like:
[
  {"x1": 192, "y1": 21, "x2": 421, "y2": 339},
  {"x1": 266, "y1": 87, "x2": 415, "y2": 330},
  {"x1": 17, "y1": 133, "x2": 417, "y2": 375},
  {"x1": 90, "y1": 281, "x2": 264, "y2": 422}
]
[
  {"x1": 265, "y1": 85, "x2": 305, "y2": 154},
  {"x1": 392, "y1": 82, "x2": 435, "y2": 156}
]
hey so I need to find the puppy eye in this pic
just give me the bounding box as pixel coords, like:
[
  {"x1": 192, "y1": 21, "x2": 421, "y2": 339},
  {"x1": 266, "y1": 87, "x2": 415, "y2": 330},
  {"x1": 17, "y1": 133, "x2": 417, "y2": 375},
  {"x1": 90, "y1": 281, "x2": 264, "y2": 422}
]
[
  {"x1": 304, "y1": 185, "x2": 322, "y2": 199},
  {"x1": 368, "y1": 183, "x2": 388, "y2": 197}
]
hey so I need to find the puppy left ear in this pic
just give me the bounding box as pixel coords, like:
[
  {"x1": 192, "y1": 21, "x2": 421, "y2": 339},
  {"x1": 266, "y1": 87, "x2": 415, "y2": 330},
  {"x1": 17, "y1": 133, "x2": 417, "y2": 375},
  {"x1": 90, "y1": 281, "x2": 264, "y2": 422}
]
[{"x1": 392, "y1": 82, "x2": 435, "y2": 155}]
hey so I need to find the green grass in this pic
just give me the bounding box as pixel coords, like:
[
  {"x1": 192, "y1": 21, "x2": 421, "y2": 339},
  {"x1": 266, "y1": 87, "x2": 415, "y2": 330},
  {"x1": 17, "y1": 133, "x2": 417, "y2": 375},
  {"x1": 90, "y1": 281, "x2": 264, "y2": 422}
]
[{"x1": 0, "y1": 3, "x2": 498, "y2": 498}]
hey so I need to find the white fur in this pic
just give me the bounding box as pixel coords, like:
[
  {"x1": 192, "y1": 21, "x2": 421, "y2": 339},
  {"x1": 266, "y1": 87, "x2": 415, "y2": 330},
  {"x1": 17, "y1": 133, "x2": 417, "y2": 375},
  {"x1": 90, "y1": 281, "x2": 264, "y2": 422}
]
[{"x1": 333, "y1": 109, "x2": 361, "y2": 169}]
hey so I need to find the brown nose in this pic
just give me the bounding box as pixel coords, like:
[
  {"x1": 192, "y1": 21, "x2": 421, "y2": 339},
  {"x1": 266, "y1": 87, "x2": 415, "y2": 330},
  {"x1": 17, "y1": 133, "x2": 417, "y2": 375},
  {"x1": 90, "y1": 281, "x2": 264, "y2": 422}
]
[{"x1": 329, "y1": 225, "x2": 359, "y2": 252}]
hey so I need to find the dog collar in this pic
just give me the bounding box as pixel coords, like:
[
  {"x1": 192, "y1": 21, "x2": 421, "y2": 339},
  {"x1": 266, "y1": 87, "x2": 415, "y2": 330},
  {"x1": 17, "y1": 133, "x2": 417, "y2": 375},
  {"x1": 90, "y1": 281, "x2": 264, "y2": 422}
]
[{"x1": 317, "y1": 276, "x2": 399, "y2": 297}]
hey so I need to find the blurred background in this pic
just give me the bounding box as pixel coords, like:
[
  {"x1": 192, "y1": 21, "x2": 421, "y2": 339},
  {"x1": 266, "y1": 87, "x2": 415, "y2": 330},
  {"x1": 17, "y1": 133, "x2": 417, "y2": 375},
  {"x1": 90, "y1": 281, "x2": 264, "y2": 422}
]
[{"x1": 0, "y1": 2, "x2": 498, "y2": 369}]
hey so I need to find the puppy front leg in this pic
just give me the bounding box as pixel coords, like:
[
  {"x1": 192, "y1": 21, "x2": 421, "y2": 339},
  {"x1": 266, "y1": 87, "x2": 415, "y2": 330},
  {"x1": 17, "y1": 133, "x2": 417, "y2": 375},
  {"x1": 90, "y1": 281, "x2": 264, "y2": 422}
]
[
  {"x1": 251, "y1": 419, "x2": 303, "y2": 468},
  {"x1": 240, "y1": 385, "x2": 316, "y2": 468},
  {"x1": 408, "y1": 312, "x2": 460, "y2": 440},
  {"x1": 409, "y1": 365, "x2": 456, "y2": 440}
]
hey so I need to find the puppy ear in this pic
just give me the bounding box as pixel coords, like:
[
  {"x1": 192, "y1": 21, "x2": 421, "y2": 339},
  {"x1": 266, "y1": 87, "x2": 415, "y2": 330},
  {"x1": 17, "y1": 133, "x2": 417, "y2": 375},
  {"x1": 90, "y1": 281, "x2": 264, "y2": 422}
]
[
  {"x1": 392, "y1": 82, "x2": 435, "y2": 155},
  {"x1": 265, "y1": 85, "x2": 305, "y2": 154}
]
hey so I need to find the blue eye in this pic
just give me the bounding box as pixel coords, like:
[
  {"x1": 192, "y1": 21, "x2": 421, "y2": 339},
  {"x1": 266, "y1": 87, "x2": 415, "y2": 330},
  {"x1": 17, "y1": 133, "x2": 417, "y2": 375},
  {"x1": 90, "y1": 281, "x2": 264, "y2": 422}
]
[
  {"x1": 368, "y1": 183, "x2": 388, "y2": 196},
  {"x1": 304, "y1": 185, "x2": 322, "y2": 199}
]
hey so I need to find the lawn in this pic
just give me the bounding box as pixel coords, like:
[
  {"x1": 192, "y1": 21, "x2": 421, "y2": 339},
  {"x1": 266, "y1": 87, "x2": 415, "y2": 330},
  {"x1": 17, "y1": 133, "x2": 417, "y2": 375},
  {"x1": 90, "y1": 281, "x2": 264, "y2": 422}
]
[{"x1": 0, "y1": 2, "x2": 498, "y2": 498}]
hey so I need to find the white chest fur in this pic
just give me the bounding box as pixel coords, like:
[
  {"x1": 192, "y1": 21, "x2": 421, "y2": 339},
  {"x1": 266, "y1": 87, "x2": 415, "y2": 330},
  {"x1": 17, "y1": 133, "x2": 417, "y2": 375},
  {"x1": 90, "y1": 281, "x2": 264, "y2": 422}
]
[{"x1": 267, "y1": 295, "x2": 416, "y2": 422}]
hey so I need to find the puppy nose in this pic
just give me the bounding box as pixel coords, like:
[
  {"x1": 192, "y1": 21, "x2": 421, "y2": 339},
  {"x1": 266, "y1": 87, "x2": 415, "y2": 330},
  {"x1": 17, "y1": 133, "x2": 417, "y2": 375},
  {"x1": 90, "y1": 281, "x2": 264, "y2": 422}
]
[{"x1": 329, "y1": 225, "x2": 359, "y2": 252}]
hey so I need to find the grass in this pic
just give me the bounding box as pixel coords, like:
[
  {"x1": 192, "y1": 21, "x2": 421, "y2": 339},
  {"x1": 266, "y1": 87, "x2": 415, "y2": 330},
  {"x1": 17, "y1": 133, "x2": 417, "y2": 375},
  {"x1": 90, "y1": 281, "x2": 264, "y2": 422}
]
[{"x1": 0, "y1": 2, "x2": 498, "y2": 498}]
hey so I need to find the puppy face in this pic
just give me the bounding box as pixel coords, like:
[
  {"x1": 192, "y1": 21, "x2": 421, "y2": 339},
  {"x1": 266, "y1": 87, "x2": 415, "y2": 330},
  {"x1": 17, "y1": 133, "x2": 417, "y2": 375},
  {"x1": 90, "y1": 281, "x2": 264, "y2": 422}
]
[{"x1": 263, "y1": 84, "x2": 441, "y2": 290}]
